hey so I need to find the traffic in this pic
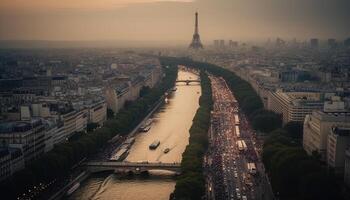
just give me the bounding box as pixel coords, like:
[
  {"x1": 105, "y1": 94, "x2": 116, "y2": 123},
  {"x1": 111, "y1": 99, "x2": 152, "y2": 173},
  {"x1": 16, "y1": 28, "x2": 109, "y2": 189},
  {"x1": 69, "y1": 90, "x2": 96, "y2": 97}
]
[{"x1": 204, "y1": 76, "x2": 273, "y2": 200}]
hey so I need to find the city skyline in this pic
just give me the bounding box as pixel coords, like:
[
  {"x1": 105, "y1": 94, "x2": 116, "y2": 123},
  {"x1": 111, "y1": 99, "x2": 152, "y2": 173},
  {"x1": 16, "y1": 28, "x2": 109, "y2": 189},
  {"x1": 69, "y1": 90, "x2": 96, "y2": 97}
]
[{"x1": 1, "y1": 1, "x2": 350, "y2": 200}]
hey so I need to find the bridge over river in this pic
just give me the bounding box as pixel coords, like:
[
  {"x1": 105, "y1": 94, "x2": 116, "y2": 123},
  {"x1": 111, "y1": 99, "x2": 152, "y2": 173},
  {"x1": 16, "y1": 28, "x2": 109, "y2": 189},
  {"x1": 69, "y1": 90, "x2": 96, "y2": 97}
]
[
  {"x1": 176, "y1": 79, "x2": 200, "y2": 85},
  {"x1": 85, "y1": 161, "x2": 181, "y2": 174}
]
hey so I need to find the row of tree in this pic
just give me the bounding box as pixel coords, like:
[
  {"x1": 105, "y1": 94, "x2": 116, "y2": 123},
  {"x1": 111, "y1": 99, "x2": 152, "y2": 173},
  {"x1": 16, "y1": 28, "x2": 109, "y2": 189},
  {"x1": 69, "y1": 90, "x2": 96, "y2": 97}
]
[
  {"x1": 1, "y1": 64, "x2": 178, "y2": 199},
  {"x1": 172, "y1": 71, "x2": 213, "y2": 200},
  {"x1": 263, "y1": 124, "x2": 343, "y2": 200},
  {"x1": 159, "y1": 57, "x2": 282, "y2": 132}
]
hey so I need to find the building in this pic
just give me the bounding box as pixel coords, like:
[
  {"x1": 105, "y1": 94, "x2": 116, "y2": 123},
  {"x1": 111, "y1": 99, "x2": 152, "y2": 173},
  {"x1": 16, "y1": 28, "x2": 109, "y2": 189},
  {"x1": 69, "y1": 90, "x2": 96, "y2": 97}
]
[
  {"x1": 344, "y1": 38, "x2": 350, "y2": 47},
  {"x1": 31, "y1": 103, "x2": 50, "y2": 118},
  {"x1": 52, "y1": 122, "x2": 66, "y2": 145},
  {"x1": 214, "y1": 40, "x2": 219, "y2": 48},
  {"x1": 328, "y1": 38, "x2": 337, "y2": 48},
  {"x1": 303, "y1": 103, "x2": 350, "y2": 160},
  {"x1": 61, "y1": 110, "x2": 77, "y2": 138},
  {"x1": 0, "y1": 147, "x2": 25, "y2": 181},
  {"x1": 344, "y1": 149, "x2": 350, "y2": 187},
  {"x1": 105, "y1": 82, "x2": 130, "y2": 113},
  {"x1": 279, "y1": 70, "x2": 299, "y2": 82},
  {"x1": 228, "y1": 40, "x2": 238, "y2": 48},
  {"x1": 87, "y1": 100, "x2": 107, "y2": 125},
  {"x1": 75, "y1": 109, "x2": 88, "y2": 132},
  {"x1": 219, "y1": 40, "x2": 225, "y2": 48},
  {"x1": 0, "y1": 149, "x2": 11, "y2": 181},
  {"x1": 268, "y1": 91, "x2": 324, "y2": 124},
  {"x1": 43, "y1": 120, "x2": 55, "y2": 152},
  {"x1": 310, "y1": 38, "x2": 319, "y2": 48},
  {"x1": 327, "y1": 127, "x2": 350, "y2": 173},
  {"x1": 0, "y1": 119, "x2": 46, "y2": 163}
]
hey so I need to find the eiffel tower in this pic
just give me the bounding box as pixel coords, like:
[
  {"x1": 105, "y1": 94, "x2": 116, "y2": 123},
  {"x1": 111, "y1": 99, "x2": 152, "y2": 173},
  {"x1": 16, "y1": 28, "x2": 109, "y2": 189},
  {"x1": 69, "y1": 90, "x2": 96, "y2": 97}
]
[{"x1": 189, "y1": 12, "x2": 204, "y2": 49}]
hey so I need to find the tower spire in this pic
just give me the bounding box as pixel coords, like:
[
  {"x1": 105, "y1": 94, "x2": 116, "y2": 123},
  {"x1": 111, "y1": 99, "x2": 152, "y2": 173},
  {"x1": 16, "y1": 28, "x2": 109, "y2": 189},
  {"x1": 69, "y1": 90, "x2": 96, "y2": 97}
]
[
  {"x1": 195, "y1": 12, "x2": 198, "y2": 34},
  {"x1": 189, "y1": 11, "x2": 203, "y2": 50}
]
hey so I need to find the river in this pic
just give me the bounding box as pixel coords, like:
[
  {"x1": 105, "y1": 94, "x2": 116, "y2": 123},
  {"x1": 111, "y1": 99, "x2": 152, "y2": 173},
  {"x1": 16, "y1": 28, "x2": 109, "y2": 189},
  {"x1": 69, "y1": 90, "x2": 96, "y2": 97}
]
[{"x1": 68, "y1": 69, "x2": 201, "y2": 200}]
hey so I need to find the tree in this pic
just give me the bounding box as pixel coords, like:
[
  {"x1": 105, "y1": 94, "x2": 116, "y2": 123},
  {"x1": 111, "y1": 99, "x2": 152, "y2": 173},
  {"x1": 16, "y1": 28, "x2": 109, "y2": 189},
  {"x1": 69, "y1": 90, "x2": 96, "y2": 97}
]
[
  {"x1": 251, "y1": 110, "x2": 282, "y2": 133},
  {"x1": 139, "y1": 86, "x2": 151, "y2": 97},
  {"x1": 283, "y1": 121, "x2": 303, "y2": 139},
  {"x1": 107, "y1": 108, "x2": 114, "y2": 119},
  {"x1": 87, "y1": 122, "x2": 99, "y2": 132}
]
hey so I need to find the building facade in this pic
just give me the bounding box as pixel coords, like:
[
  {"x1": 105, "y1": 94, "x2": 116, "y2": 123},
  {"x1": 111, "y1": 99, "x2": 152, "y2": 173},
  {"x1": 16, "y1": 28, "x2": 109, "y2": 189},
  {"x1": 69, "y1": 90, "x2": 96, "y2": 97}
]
[
  {"x1": 303, "y1": 110, "x2": 350, "y2": 160},
  {"x1": 0, "y1": 119, "x2": 46, "y2": 163},
  {"x1": 268, "y1": 91, "x2": 324, "y2": 124}
]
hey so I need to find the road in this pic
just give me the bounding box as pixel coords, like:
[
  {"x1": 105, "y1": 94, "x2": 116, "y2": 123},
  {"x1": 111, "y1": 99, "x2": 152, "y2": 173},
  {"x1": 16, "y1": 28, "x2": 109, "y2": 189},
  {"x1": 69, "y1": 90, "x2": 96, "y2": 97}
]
[{"x1": 204, "y1": 76, "x2": 274, "y2": 200}]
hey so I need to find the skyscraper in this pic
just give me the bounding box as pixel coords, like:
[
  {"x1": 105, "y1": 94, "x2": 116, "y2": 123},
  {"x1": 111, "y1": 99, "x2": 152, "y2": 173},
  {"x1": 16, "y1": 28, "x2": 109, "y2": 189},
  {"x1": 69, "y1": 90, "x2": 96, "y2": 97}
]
[
  {"x1": 310, "y1": 38, "x2": 319, "y2": 48},
  {"x1": 189, "y1": 12, "x2": 203, "y2": 49}
]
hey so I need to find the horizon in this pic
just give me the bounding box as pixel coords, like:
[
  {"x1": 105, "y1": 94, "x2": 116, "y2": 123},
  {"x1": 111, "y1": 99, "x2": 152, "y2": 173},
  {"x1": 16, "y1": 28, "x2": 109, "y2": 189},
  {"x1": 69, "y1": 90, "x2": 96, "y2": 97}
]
[{"x1": 1, "y1": 0, "x2": 349, "y2": 45}]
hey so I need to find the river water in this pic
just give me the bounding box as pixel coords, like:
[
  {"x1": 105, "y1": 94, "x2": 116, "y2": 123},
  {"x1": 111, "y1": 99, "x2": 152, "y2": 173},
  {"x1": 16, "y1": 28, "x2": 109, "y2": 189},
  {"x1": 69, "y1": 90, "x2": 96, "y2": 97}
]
[{"x1": 68, "y1": 70, "x2": 201, "y2": 200}]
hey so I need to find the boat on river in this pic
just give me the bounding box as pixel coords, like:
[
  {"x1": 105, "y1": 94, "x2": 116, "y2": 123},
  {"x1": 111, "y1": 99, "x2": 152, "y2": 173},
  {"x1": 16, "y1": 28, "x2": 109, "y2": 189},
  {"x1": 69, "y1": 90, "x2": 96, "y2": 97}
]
[
  {"x1": 110, "y1": 147, "x2": 129, "y2": 161},
  {"x1": 149, "y1": 140, "x2": 160, "y2": 150},
  {"x1": 163, "y1": 148, "x2": 170, "y2": 154},
  {"x1": 139, "y1": 119, "x2": 153, "y2": 132}
]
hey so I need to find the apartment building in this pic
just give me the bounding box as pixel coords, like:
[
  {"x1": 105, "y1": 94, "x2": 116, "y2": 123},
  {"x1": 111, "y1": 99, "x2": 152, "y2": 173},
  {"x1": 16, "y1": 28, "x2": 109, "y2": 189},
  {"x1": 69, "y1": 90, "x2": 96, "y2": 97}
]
[
  {"x1": 268, "y1": 91, "x2": 324, "y2": 124},
  {"x1": 0, "y1": 147, "x2": 25, "y2": 181},
  {"x1": 327, "y1": 127, "x2": 350, "y2": 173},
  {"x1": 0, "y1": 119, "x2": 46, "y2": 163},
  {"x1": 303, "y1": 105, "x2": 350, "y2": 160},
  {"x1": 87, "y1": 100, "x2": 107, "y2": 125},
  {"x1": 344, "y1": 149, "x2": 350, "y2": 187}
]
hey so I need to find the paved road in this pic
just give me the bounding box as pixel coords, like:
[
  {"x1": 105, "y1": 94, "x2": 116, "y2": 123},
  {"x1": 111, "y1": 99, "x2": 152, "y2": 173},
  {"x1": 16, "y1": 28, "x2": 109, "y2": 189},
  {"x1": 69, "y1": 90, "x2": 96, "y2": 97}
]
[{"x1": 204, "y1": 76, "x2": 274, "y2": 200}]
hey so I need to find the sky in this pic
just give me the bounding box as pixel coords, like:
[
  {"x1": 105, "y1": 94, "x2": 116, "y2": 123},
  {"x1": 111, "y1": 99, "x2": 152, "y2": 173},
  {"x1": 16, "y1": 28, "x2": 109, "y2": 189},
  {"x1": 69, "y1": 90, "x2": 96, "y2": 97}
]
[{"x1": 0, "y1": 0, "x2": 349, "y2": 44}]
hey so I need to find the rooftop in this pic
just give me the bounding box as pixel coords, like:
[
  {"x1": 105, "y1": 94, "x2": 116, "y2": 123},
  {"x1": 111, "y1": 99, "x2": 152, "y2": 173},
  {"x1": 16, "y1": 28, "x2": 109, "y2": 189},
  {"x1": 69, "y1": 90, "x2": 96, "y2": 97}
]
[{"x1": 0, "y1": 118, "x2": 42, "y2": 134}]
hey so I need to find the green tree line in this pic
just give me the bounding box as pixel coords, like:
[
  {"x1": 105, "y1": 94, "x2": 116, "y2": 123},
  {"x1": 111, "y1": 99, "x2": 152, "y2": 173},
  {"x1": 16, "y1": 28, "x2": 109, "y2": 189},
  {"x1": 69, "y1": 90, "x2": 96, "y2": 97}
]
[
  {"x1": 172, "y1": 70, "x2": 213, "y2": 200},
  {"x1": 263, "y1": 124, "x2": 343, "y2": 200},
  {"x1": 0, "y1": 64, "x2": 177, "y2": 199}
]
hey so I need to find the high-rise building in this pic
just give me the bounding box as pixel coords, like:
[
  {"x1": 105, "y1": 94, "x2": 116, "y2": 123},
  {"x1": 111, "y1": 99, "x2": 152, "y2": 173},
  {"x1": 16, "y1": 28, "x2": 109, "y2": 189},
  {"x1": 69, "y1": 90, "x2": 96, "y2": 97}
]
[
  {"x1": 219, "y1": 40, "x2": 225, "y2": 48},
  {"x1": 276, "y1": 37, "x2": 286, "y2": 47},
  {"x1": 344, "y1": 38, "x2": 350, "y2": 47},
  {"x1": 228, "y1": 40, "x2": 238, "y2": 48},
  {"x1": 328, "y1": 38, "x2": 337, "y2": 48},
  {"x1": 310, "y1": 38, "x2": 319, "y2": 48},
  {"x1": 213, "y1": 40, "x2": 219, "y2": 48},
  {"x1": 189, "y1": 12, "x2": 203, "y2": 50}
]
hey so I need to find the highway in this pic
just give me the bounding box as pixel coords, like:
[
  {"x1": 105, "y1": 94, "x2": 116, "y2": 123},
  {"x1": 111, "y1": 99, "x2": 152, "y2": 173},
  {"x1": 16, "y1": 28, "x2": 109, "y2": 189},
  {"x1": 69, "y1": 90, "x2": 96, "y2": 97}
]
[{"x1": 204, "y1": 76, "x2": 274, "y2": 200}]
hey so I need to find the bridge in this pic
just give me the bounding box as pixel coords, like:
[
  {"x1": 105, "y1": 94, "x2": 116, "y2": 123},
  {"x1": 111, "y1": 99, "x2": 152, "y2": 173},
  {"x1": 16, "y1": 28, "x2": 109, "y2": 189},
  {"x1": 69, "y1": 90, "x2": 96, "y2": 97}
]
[
  {"x1": 176, "y1": 79, "x2": 200, "y2": 85},
  {"x1": 85, "y1": 161, "x2": 181, "y2": 174}
]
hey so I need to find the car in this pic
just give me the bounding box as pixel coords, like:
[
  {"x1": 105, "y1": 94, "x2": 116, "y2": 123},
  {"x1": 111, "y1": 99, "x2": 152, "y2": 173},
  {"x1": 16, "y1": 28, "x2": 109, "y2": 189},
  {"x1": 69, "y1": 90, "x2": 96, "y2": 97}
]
[{"x1": 242, "y1": 196, "x2": 247, "y2": 200}]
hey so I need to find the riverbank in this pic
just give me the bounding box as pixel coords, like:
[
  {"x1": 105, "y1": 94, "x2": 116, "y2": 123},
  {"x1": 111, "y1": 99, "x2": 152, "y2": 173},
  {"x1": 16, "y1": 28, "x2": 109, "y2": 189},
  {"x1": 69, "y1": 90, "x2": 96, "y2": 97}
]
[
  {"x1": 172, "y1": 70, "x2": 213, "y2": 200},
  {"x1": 1, "y1": 63, "x2": 178, "y2": 200},
  {"x1": 45, "y1": 66, "x2": 178, "y2": 200},
  {"x1": 47, "y1": 96, "x2": 168, "y2": 200},
  {"x1": 68, "y1": 69, "x2": 201, "y2": 200}
]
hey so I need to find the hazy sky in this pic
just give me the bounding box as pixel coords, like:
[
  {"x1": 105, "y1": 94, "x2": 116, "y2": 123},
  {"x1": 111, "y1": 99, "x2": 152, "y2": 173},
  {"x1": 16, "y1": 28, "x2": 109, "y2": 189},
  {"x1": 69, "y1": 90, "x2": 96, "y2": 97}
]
[{"x1": 0, "y1": 0, "x2": 349, "y2": 43}]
